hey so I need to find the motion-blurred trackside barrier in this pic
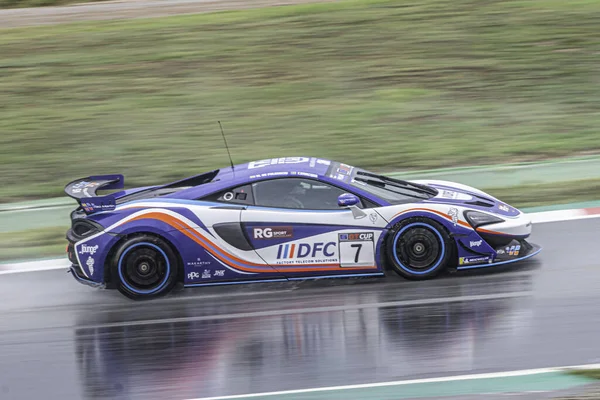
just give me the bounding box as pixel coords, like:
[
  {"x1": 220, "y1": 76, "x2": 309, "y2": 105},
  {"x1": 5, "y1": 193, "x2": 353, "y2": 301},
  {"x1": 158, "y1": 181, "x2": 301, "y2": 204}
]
[{"x1": 2, "y1": 155, "x2": 600, "y2": 234}]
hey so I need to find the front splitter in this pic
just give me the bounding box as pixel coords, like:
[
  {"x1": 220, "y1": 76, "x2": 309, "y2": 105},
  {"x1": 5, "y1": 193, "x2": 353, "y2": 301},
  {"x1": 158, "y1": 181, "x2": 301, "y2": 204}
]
[{"x1": 456, "y1": 243, "x2": 542, "y2": 270}]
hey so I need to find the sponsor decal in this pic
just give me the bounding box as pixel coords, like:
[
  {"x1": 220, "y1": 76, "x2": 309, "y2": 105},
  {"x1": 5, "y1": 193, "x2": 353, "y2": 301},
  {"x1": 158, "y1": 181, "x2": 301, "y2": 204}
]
[
  {"x1": 337, "y1": 164, "x2": 353, "y2": 175},
  {"x1": 498, "y1": 204, "x2": 510, "y2": 212},
  {"x1": 291, "y1": 171, "x2": 318, "y2": 179},
  {"x1": 276, "y1": 242, "x2": 337, "y2": 264},
  {"x1": 81, "y1": 202, "x2": 114, "y2": 212},
  {"x1": 508, "y1": 244, "x2": 521, "y2": 256},
  {"x1": 86, "y1": 256, "x2": 95, "y2": 275},
  {"x1": 248, "y1": 157, "x2": 311, "y2": 169},
  {"x1": 186, "y1": 257, "x2": 212, "y2": 267},
  {"x1": 442, "y1": 190, "x2": 458, "y2": 199},
  {"x1": 339, "y1": 232, "x2": 374, "y2": 242},
  {"x1": 249, "y1": 172, "x2": 290, "y2": 179},
  {"x1": 369, "y1": 212, "x2": 378, "y2": 224},
  {"x1": 338, "y1": 232, "x2": 376, "y2": 267},
  {"x1": 459, "y1": 256, "x2": 492, "y2": 266},
  {"x1": 80, "y1": 244, "x2": 99, "y2": 255},
  {"x1": 188, "y1": 271, "x2": 200, "y2": 280},
  {"x1": 470, "y1": 240, "x2": 483, "y2": 248},
  {"x1": 253, "y1": 226, "x2": 293, "y2": 240},
  {"x1": 202, "y1": 269, "x2": 211, "y2": 279},
  {"x1": 496, "y1": 249, "x2": 505, "y2": 255},
  {"x1": 71, "y1": 181, "x2": 100, "y2": 193},
  {"x1": 223, "y1": 192, "x2": 234, "y2": 201},
  {"x1": 214, "y1": 270, "x2": 225, "y2": 277},
  {"x1": 448, "y1": 207, "x2": 459, "y2": 226}
]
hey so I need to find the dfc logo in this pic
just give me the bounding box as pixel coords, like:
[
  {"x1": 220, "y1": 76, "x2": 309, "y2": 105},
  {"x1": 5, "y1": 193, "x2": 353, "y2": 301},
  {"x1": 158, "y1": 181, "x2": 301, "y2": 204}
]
[{"x1": 277, "y1": 242, "x2": 336, "y2": 259}]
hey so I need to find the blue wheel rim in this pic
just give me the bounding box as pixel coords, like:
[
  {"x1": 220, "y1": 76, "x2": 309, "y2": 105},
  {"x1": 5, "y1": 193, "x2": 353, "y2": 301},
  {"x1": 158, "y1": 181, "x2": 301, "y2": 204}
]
[
  {"x1": 118, "y1": 242, "x2": 171, "y2": 295},
  {"x1": 392, "y1": 222, "x2": 445, "y2": 275}
]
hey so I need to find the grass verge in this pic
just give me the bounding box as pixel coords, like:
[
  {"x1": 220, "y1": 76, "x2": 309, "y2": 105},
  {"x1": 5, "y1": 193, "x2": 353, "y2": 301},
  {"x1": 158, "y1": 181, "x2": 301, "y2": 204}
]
[
  {"x1": 569, "y1": 370, "x2": 600, "y2": 380},
  {"x1": 1, "y1": 0, "x2": 600, "y2": 201},
  {"x1": 0, "y1": 226, "x2": 68, "y2": 262}
]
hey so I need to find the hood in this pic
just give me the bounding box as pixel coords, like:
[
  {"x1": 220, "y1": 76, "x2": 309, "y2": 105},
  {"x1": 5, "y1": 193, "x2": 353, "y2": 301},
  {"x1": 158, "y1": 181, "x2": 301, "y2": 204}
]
[{"x1": 410, "y1": 179, "x2": 520, "y2": 218}]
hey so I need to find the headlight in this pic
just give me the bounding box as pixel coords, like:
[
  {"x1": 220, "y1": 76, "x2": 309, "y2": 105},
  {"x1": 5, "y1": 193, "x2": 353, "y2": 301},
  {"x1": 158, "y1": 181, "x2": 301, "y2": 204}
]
[{"x1": 464, "y1": 211, "x2": 504, "y2": 228}]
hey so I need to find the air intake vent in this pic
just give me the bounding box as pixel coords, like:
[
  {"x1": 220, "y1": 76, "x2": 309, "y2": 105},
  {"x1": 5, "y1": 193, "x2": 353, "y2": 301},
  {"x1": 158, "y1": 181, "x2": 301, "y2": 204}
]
[{"x1": 465, "y1": 200, "x2": 494, "y2": 208}]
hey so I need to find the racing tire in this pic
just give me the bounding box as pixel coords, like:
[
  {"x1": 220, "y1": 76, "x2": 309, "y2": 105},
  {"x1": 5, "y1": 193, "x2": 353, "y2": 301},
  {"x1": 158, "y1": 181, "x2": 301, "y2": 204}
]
[
  {"x1": 111, "y1": 234, "x2": 179, "y2": 300},
  {"x1": 386, "y1": 218, "x2": 454, "y2": 280}
]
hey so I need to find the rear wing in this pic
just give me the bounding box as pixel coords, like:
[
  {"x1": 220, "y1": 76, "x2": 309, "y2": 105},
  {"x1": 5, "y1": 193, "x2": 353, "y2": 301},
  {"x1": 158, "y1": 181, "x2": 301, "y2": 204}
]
[{"x1": 64, "y1": 174, "x2": 124, "y2": 214}]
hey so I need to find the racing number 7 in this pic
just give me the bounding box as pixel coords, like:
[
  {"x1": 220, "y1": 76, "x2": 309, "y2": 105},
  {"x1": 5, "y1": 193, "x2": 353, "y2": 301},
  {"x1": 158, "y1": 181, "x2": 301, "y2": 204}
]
[{"x1": 350, "y1": 244, "x2": 362, "y2": 263}]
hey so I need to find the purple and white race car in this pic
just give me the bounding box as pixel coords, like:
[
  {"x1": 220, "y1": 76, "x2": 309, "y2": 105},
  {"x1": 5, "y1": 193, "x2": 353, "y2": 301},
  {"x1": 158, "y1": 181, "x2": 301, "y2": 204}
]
[{"x1": 65, "y1": 157, "x2": 541, "y2": 299}]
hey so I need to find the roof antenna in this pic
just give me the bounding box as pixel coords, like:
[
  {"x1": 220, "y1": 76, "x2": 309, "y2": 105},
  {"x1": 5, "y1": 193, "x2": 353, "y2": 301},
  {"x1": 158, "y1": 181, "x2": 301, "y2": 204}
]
[{"x1": 218, "y1": 121, "x2": 235, "y2": 171}]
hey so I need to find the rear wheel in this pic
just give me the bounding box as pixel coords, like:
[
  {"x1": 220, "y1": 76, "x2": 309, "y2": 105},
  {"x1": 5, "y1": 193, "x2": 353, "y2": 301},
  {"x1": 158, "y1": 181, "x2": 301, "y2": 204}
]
[
  {"x1": 112, "y1": 235, "x2": 179, "y2": 300},
  {"x1": 386, "y1": 218, "x2": 454, "y2": 280}
]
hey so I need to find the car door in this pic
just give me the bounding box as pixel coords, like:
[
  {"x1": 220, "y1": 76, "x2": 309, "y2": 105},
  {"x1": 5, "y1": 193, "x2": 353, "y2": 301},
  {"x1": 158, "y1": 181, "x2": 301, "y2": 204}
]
[{"x1": 240, "y1": 177, "x2": 388, "y2": 277}]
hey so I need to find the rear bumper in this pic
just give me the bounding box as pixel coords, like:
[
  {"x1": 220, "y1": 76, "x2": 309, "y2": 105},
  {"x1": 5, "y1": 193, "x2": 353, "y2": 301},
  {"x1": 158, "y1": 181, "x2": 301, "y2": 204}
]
[
  {"x1": 69, "y1": 265, "x2": 105, "y2": 289},
  {"x1": 457, "y1": 240, "x2": 542, "y2": 270}
]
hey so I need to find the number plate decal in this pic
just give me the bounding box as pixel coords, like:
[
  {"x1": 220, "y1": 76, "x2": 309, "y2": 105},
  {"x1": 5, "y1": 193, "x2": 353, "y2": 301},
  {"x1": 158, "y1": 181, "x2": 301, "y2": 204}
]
[{"x1": 338, "y1": 232, "x2": 376, "y2": 268}]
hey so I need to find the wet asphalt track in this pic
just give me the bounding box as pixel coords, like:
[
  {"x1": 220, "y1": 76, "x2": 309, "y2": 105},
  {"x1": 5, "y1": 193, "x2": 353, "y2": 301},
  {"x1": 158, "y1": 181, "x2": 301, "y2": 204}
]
[{"x1": 0, "y1": 218, "x2": 599, "y2": 400}]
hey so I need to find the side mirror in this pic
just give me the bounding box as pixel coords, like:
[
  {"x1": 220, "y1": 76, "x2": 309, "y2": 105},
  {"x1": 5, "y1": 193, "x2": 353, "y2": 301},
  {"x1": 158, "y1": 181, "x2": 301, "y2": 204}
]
[
  {"x1": 338, "y1": 193, "x2": 367, "y2": 219},
  {"x1": 338, "y1": 193, "x2": 360, "y2": 207}
]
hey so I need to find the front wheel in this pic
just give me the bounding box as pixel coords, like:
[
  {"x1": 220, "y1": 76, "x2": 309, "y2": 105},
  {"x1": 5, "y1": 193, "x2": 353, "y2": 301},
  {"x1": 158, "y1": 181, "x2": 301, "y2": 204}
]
[
  {"x1": 111, "y1": 235, "x2": 179, "y2": 300},
  {"x1": 386, "y1": 218, "x2": 454, "y2": 280}
]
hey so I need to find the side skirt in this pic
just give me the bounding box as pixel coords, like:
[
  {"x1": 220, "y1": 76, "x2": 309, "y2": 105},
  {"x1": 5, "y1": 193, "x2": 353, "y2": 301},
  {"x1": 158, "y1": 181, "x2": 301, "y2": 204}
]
[{"x1": 184, "y1": 272, "x2": 385, "y2": 288}]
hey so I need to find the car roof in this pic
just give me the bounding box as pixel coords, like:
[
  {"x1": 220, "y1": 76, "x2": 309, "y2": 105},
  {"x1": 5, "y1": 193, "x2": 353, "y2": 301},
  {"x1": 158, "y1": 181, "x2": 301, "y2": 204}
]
[
  {"x1": 214, "y1": 156, "x2": 336, "y2": 181},
  {"x1": 161, "y1": 156, "x2": 355, "y2": 201}
]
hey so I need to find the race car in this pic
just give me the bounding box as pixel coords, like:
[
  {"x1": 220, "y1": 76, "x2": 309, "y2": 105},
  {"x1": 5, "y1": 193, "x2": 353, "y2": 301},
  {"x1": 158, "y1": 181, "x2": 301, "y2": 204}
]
[{"x1": 65, "y1": 157, "x2": 541, "y2": 299}]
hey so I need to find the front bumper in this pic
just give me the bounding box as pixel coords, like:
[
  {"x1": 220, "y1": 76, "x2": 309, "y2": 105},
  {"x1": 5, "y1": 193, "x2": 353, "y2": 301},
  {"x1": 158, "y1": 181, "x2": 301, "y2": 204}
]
[
  {"x1": 457, "y1": 240, "x2": 542, "y2": 270},
  {"x1": 69, "y1": 264, "x2": 105, "y2": 289}
]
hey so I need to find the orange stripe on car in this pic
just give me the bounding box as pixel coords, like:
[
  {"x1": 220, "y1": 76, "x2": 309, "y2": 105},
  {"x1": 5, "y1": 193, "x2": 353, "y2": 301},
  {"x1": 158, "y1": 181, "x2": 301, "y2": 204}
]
[{"x1": 126, "y1": 211, "x2": 375, "y2": 273}]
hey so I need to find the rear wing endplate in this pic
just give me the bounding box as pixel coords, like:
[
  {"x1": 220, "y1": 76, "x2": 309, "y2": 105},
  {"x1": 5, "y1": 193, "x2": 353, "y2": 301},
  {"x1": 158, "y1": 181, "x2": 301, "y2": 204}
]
[{"x1": 64, "y1": 174, "x2": 124, "y2": 214}]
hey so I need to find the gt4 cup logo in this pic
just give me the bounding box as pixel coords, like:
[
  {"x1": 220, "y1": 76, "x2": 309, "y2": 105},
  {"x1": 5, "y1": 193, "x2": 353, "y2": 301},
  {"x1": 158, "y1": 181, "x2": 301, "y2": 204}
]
[
  {"x1": 339, "y1": 232, "x2": 374, "y2": 242},
  {"x1": 79, "y1": 244, "x2": 99, "y2": 255},
  {"x1": 276, "y1": 242, "x2": 337, "y2": 264},
  {"x1": 86, "y1": 256, "x2": 95, "y2": 275},
  {"x1": 188, "y1": 272, "x2": 200, "y2": 280},
  {"x1": 253, "y1": 226, "x2": 293, "y2": 240},
  {"x1": 470, "y1": 240, "x2": 482, "y2": 248},
  {"x1": 448, "y1": 207, "x2": 459, "y2": 226}
]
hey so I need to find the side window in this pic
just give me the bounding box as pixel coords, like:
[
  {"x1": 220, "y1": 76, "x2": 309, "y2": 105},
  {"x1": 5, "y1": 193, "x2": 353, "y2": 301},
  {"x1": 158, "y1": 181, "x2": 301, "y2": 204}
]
[
  {"x1": 251, "y1": 178, "x2": 357, "y2": 210},
  {"x1": 202, "y1": 184, "x2": 254, "y2": 206}
]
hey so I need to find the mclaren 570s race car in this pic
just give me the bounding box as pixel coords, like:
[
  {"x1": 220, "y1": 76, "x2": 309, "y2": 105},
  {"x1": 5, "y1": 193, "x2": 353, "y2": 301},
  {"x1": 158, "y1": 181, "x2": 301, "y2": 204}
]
[{"x1": 65, "y1": 157, "x2": 541, "y2": 299}]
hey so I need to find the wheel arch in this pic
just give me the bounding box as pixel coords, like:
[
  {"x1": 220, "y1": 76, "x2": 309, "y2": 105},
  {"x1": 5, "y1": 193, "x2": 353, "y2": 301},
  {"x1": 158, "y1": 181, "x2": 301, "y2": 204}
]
[
  {"x1": 381, "y1": 213, "x2": 458, "y2": 273},
  {"x1": 104, "y1": 230, "x2": 185, "y2": 288}
]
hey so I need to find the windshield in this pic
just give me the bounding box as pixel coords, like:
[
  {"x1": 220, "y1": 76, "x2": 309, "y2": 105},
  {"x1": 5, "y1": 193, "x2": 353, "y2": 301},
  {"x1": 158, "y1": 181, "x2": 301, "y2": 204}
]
[{"x1": 350, "y1": 170, "x2": 437, "y2": 204}]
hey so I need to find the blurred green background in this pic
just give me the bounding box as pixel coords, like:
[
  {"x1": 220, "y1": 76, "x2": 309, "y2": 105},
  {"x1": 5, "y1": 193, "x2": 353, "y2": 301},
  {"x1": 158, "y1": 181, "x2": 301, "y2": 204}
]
[
  {"x1": 1, "y1": 0, "x2": 600, "y2": 261},
  {"x1": 1, "y1": 0, "x2": 600, "y2": 203}
]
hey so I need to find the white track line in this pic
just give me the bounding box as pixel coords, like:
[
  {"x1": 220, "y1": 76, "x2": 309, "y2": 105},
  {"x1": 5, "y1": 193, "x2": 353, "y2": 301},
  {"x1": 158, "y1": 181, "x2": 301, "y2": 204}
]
[
  {"x1": 186, "y1": 363, "x2": 600, "y2": 400},
  {"x1": 1, "y1": 207, "x2": 600, "y2": 275}
]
